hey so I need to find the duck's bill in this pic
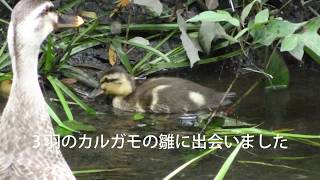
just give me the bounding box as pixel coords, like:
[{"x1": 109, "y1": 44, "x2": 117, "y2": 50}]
[{"x1": 56, "y1": 14, "x2": 84, "y2": 28}]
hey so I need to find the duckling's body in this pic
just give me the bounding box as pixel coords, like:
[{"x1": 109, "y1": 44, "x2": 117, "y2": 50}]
[{"x1": 100, "y1": 67, "x2": 234, "y2": 113}]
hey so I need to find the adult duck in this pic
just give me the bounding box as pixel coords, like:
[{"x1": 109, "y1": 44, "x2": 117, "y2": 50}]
[{"x1": 0, "y1": 0, "x2": 83, "y2": 179}]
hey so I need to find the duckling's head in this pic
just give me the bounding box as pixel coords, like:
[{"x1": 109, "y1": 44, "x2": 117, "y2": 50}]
[
  {"x1": 100, "y1": 67, "x2": 135, "y2": 97},
  {"x1": 9, "y1": 0, "x2": 84, "y2": 48}
]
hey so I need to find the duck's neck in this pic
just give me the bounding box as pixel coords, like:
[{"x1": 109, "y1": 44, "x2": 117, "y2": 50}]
[{"x1": 8, "y1": 23, "x2": 42, "y2": 95}]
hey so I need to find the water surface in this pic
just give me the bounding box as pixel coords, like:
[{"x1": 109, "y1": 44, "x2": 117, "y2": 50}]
[{"x1": 57, "y1": 67, "x2": 320, "y2": 180}]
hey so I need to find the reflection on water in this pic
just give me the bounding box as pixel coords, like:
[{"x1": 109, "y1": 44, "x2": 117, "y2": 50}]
[{"x1": 2, "y1": 67, "x2": 319, "y2": 179}]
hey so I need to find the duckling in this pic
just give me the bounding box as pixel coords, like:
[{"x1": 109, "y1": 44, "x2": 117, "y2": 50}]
[
  {"x1": 100, "y1": 67, "x2": 234, "y2": 113},
  {"x1": 0, "y1": 0, "x2": 83, "y2": 179},
  {"x1": 0, "y1": 80, "x2": 12, "y2": 97}
]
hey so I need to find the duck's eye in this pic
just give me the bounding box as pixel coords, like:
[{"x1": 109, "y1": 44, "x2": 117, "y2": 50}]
[{"x1": 41, "y1": 6, "x2": 55, "y2": 16}]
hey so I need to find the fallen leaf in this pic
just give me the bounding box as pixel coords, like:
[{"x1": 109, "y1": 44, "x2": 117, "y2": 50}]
[
  {"x1": 134, "y1": 0, "x2": 163, "y2": 16},
  {"x1": 60, "y1": 78, "x2": 78, "y2": 85},
  {"x1": 108, "y1": 46, "x2": 118, "y2": 66},
  {"x1": 188, "y1": 10, "x2": 240, "y2": 27},
  {"x1": 129, "y1": 36, "x2": 150, "y2": 46}
]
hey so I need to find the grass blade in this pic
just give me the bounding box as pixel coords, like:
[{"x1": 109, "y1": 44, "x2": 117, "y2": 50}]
[
  {"x1": 114, "y1": 38, "x2": 171, "y2": 63},
  {"x1": 163, "y1": 148, "x2": 218, "y2": 180},
  {"x1": 214, "y1": 141, "x2": 243, "y2": 180},
  {"x1": 133, "y1": 30, "x2": 177, "y2": 73},
  {"x1": 50, "y1": 76, "x2": 96, "y2": 115},
  {"x1": 47, "y1": 104, "x2": 77, "y2": 132},
  {"x1": 47, "y1": 75, "x2": 74, "y2": 121},
  {"x1": 111, "y1": 40, "x2": 133, "y2": 74},
  {"x1": 0, "y1": 0, "x2": 12, "y2": 11}
]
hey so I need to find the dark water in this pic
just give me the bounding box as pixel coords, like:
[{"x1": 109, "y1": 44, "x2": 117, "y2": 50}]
[
  {"x1": 55, "y1": 67, "x2": 320, "y2": 180},
  {"x1": 1, "y1": 67, "x2": 316, "y2": 179}
]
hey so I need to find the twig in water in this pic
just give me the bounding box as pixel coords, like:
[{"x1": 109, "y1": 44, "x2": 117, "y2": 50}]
[{"x1": 200, "y1": 75, "x2": 238, "y2": 134}]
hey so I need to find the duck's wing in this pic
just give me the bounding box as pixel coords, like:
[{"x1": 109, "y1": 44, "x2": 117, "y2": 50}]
[
  {"x1": 7, "y1": 147, "x2": 75, "y2": 180},
  {"x1": 0, "y1": 151, "x2": 13, "y2": 179}
]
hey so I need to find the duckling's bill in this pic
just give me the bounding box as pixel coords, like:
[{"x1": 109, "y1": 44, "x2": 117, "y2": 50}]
[{"x1": 56, "y1": 14, "x2": 84, "y2": 28}]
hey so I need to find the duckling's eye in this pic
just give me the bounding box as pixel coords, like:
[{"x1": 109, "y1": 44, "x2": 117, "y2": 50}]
[
  {"x1": 101, "y1": 77, "x2": 119, "y2": 83},
  {"x1": 106, "y1": 78, "x2": 118, "y2": 83}
]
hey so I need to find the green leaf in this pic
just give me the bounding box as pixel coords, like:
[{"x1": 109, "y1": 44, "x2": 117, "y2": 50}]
[
  {"x1": 240, "y1": 0, "x2": 261, "y2": 24},
  {"x1": 177, "y1": 11, "x2": 201, "y2": 67},
  {"x1": 133, "y1": 112, "x2": 145, "y2": 121},
  {"x1": 265, "y1": 51, "x2": 289, "y2": 90},
  {"x1": 60, "y1": 21, "x2": 98, "y2": 65},
  {"x1": 47, "y1": 104, "x2": 77, "y2": 133},
  {"x1": 50, "y1": 76, "x2": 96, "y2": 115},
  {"x1": 48, "y1": 76, "x2": 74, "y2": 121},
  {"x1": 234, "y1": 28, "x2": 248, "y2": 40},
  {"x1": 280, "y1": 34, "x2": 299, "y2": 52},
  {"x1": 55, "y1": 120, "x2": 96, "y2": 136},
  {"x1": 111, "y1": 40, "x2": 133, "y2": 74},
  {"x1": 305, "y1": 46, "x2": 320, "y2": 64},
  {"x1": 214, "y1": 141, "x2": 244, "y2": 180},
  {"x1": 250, "y1": 19, "x2": 306, "y2": 46},
  {"x1": 114, "y1": 38, "x2": 171, "y2": 64},
  {"x1": 132, "y1": 30, "x2": 177, "y2": 74},
  {"x1": 58, "y1": 0, "x2": 84, "y2": 13},
  {"x1": 63, "y1": 120, "x2": 96, "y2": 132},
  {"x1": 61, "y1": 65, "x2": 100, "y2": 88},
  {"x1": 188, "y1": 10, "x2": 240, "y2": 27},
  {"x1": 42, "y1": 37, "x2": 56, "y2": 74},
  {"x1": 199, "y1": 22, "x2": 227, "y2": 54},
  {"x1": 70, "y1": 40, "x2": 101, "y2": 56},
  {"x1": 289, "y1": 41, "x2": 304, "y2": 60},
  {"x1": 54, "y1": 126, "x2": 73, "y2": 136},
  {"x1": 299, "y1": 18, "x2": 320, "y2": 61},
  {"x1": 0, "y1": 41, "x2": 10, "y2": 70},
  {"x1": 163, "y1": 148, "x2": 218, "y2": 180},
  {"x1": 254, "y1": 9, "x2": 269, "y2": 24}
]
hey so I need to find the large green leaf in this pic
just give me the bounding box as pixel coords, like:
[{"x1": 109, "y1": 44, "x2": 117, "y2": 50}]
[
  {"x1": 187, "y1": 10, "x2": 240, "y2": 27},
  {"x1": 280, "y1": 18, "x2": 320, "y2": 62},
  {"x1": 265, "y1": 51, "x2": 289, "y2": 90},
  {"x1": 250, "y1": 19, "x2": 306, "y2": 46},
  {"x1": 299, "y1": 18, "x2": 320, "y2": 62},
  {"x1": 177, "y1": 11, "x2": 201, "y2": 67}
]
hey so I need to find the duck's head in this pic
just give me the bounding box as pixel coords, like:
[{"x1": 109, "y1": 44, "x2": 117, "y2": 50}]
[
  {"x1": 100, "y1": 67, "x2": 135, "y2": 97},
  {"x1": 9, "y1": 0, "x2": 84, "y2": 48}
]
